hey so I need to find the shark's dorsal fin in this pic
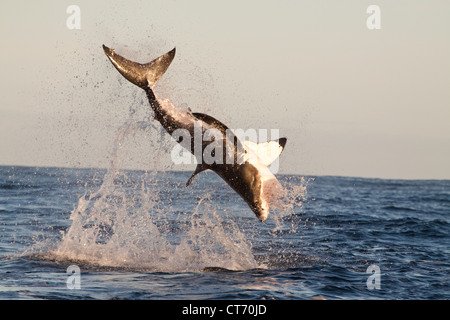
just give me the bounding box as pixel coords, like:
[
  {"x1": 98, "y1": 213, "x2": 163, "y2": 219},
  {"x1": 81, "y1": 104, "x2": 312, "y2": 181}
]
[
  {"x1": 186, "y1": 163, "x2": 209, "y2": 187},
  {"x1": 244, "y1": 138, "x2": 287, "y2": 166},
  {"x1": 192, "y1": 112, "x2": 246, "y2": 156},
  {"x1": 192, "y1": 112, "x2": 230, "y2": 135}
]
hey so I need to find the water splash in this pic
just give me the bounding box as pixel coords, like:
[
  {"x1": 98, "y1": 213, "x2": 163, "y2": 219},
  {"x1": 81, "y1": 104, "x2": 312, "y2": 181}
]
[
  {"x1": 33, "y1": 58, "x2": 309, "y2": 270},
  {"x1": 47, "y1": 118, "x2": 261, "y2": 271},
  {"x1": 269, "y1": 175, "x2": 310, "y2": 231}
]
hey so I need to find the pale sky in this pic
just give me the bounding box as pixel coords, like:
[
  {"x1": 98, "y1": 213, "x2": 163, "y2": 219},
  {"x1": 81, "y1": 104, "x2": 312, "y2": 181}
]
[{"x1": 1, "y1": 0, "x2": 449, "y2": 179}]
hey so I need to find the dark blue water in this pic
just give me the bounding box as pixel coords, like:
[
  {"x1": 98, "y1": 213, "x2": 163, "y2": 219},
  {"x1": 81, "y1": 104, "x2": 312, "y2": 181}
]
[{"x1": 0, "y1": 165, "x2": 449, "y2": 299}]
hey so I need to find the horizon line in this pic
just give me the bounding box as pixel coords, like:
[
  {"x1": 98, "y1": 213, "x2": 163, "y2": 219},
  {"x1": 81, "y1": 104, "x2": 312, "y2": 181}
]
[{"x1": 1, "y1": 163, "x2": 449, "y2": 182}]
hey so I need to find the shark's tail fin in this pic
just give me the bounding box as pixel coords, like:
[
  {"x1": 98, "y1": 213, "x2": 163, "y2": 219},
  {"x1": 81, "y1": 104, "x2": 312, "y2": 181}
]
[{"x1": 102, "y1": 45, "x2": 176, "y2": 89}]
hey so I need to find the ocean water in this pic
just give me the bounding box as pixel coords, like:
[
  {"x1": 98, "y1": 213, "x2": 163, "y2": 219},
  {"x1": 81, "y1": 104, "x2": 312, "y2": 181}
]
[{"x1": 1, "y1": 164, "x2": 449, "y2": 300}]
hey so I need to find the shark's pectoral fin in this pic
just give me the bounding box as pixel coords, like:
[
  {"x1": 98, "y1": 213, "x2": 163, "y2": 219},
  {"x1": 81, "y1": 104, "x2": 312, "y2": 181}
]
[
  {"x1": 186, "y1": 164, "x2": 209, "y2": 187},
  {"x1": 244, "y1": 138, "x2": 287, "y2": 166}
]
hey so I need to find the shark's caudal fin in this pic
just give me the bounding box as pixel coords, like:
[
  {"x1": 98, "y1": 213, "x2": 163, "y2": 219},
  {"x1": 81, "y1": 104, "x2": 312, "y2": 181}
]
[{"x1": 102, "y1": 45, "x2": 176, "y2": 89}]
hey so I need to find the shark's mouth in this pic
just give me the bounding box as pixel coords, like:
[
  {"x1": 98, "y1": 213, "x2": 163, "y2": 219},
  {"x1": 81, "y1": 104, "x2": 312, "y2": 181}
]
[{"x1": 258, "y1": 169, "x2": 283, "y2": 221}]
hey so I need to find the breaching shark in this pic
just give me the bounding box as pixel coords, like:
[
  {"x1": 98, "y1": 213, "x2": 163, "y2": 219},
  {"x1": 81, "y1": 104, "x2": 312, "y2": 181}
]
[{"x1": 102, "y1": 45, "x2": 287, "y2": 222}]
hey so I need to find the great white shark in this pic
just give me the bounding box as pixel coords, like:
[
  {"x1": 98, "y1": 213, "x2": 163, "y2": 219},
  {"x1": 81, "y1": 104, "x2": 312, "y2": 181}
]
[{"x1": 102, "y1": 45, "x2": 287, "y2": 222}]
